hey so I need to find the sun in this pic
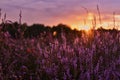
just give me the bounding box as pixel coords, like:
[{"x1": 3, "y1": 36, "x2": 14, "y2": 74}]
[
  {"x1": 83, "y1": 26, "x2": 91, "y2": 31},
  {"x1": 79, "y1": 25, "x2": 91, "y2": 31}
]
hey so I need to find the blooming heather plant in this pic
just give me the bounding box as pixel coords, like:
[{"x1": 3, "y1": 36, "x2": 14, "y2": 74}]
[{"x1": 0, "y1": 23, "x2": 120, "y2": 80}]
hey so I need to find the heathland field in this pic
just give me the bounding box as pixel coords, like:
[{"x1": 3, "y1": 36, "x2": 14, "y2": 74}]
[{"x1": 0, "y1": 23, "x2": 120, "y2": 80}]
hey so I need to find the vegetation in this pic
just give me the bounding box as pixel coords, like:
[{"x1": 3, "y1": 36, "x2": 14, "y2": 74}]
[{"x1": 0, "y1": 21, "x2": 120, "y2": 80}]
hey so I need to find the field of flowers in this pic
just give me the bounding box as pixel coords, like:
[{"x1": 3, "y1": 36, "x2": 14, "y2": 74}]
[{"x1": 0, "y1": 24, "x2": 120, "y2": 80}]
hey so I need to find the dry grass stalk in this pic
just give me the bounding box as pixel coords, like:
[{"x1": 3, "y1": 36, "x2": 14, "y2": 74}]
[
  {"x1": 113, "y1": 12, "x2": 116, "y2": 29},
  {"x1": 19, "y1": 10, "x2": 22, "y2": 25},
  {"x1": 93, "y1": 15, "x2": 96, "y2": 30},
  {"x1": 0, "y1": 8, "x2": 1, "y2": 19},
  {"x1": 81, "y1": 6, "x2": 89, "y2": 26},
  {"x1": 97, "y1": 5, "x2": 102, "y2": 25},
  {"x1": 2, "y1": 13, "x2": 6, "y2": 23}
]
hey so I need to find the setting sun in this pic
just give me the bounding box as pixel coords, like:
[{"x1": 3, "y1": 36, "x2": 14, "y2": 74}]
[{"x1": 78, "y1": 25, "x2": 91, "y2": 31}]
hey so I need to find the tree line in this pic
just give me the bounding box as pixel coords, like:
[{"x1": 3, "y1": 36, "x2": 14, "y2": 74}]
[{"x1": 0, "y1": 22, "x2": 118, "y2": 39}]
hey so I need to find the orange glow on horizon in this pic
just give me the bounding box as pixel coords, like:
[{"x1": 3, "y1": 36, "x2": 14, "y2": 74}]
[
  {"x1": 87, "y1": 13, "x2": 94, "y2": 20},
  {"x1": 70, "y1": 12, "x2": 120, "y2": 30}
]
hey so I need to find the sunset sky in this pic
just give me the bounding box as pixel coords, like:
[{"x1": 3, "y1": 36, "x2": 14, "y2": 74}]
[{"x1": 0, "y1": 0, "x2": 120, "y2": 30}]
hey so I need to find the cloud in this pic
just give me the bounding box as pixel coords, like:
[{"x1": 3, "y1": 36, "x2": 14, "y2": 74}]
[{"x1": 0, "y1": 0, "x2": 120, "y2": 27}]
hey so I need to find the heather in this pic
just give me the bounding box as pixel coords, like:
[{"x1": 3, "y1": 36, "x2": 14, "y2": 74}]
[{"x1": 0, "y1": 22, "x2": 120, "y2": 80}]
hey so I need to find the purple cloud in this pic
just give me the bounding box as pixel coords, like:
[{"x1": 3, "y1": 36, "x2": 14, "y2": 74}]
[{"x1": 0, "y1": 0, "x2": 120, "y2": 27}]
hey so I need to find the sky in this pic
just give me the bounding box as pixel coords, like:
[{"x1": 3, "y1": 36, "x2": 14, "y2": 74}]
[{"x1": 0, "y1": 0, "x2": 120, "y2": 30}]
